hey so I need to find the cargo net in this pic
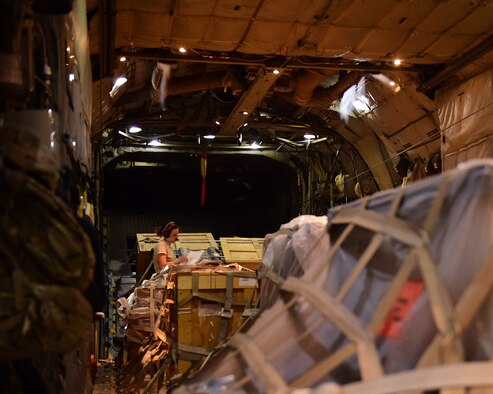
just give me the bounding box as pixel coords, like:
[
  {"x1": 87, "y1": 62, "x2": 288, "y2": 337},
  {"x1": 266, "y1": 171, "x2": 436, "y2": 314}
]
[
  {"x1": 116, "y1": 270, "x2": 174, "y2": 393},
  {"x1": 173, "y1": 160, "x2": 493, "y2": 394},
  {"x1": 116, "y1": 263, "x2": 259, "y2": 393}
]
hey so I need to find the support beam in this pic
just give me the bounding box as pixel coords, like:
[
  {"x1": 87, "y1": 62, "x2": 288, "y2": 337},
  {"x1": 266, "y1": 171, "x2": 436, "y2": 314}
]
[{"x1": 219, "y1": 68, "x2": 283, "y2": 135}]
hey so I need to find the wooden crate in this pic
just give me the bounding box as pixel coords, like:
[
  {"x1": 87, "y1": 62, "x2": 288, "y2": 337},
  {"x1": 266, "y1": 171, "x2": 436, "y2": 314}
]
[
  {"x1": 220, "y1": 237, "x2": 264, "y2": 271},
  {"x1": 173, "y1": 232, "x2": 218, "y2": 251},
  {"x1": 174, "y1": 269, "x2": 259, "y2": 374},
  {"x1": 136, "y1": 233, "x2": 160, "y2": 282},
  {"x1": 135, "y1": 233, "x2": 217, "y2": 281}
]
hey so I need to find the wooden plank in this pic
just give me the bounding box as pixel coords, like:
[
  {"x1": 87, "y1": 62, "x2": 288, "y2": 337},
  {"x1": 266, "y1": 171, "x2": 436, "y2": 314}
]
[
  {"x1": 136, "y1": 233, "x2": 160, "y2": 281},
  {"x1": 177, "y1": 271, "x2": 258, "y2": 290},
  {"x1": 174, "y1": 269, "x2": 259, "y2": 375},
  {"x1": 174, "y1": 232, "x2": 218, "y2": 250},
  {"x1": 136, "y1": 233, "x2": 160, "y2": 253},
  {"x1": 220, "y1": 237, "x2": 264, "y2": 263}
]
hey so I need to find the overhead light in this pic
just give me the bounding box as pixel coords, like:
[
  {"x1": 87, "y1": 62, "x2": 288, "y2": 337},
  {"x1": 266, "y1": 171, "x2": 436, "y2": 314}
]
[
  {"x1": 148, "y1": 139, "x2": 165, "y2": 146},
  {"x1": 179, "y1": 47, "x2": 187, "y2": 53},
  {"x1": 243, "y1": 122, "x2": 248, "y2": 127},
  {"x1": 250, "y1": 142, "x2": 260, "y2": 149},
  {"x1": 242, "y1": 111, "x2": 249, "y2": 115},
  {"x1": 119, "y1": 56, "x2": 127, "y2": 62},
  {"x1": 113, "y1": 76, "x2": 127, "y2": 88},
  {"x1": 110, "y1": 76, "x2": 128, "y2": 97},
  {"x1": 72, "y1": 140, "x2": 77, "y2": 147},
  {"x1": 272, "y1": 69, "x2": 280, "y2": 75},
  {"x1": 68, "y1": 73, "x2": 75, "y2": 81},
  {"x1": 393, "y1": 59, "x2": 402, "y2": 66},
  {"x1": 66, "y1": 47, "x2": 70, "y2": 52},
  {"x1": 304, "y1": 133, "x2": 316, "y2": 140},
  {"x1": 128, "y1": 126, "x2": 142, "y2": 133},
  {"x1": 215, "y1": 120, "x2": 221, "y2": 125},
  {"x1": 203, "y1": 134, "x2": 216, "y2": 140},
  {"x1": 389, "y1": 80, "x2": 396, "y2": 86}
]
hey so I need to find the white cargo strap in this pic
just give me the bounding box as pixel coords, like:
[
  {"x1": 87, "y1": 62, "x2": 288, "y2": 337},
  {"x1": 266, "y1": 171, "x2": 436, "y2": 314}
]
[
  {"x1": 294, "y1": 183, "x2": 463, "y2": 387},
  {"x1": 305, "y1": 198, "x2": 369, "y2": 282},
  {"x1": 335, "y1": 188, "x2": 404, "y2": 302},
  {"x1": 305, "y1": 361, "x2": 493, "y2": 394},
  {"x1": 258, "y1": 269, "x2": 285, "y2": 287},
  {"x1": 281, "y1": 277, "x2": 383, "y2": 381},
  {"x1": 229, "y1": 333, "x2": 288, "y2": 393},
  {"x1": 331, "y1": 209, "x2": 427, "y2": 247},
  {"x1": 329, "y1": 209, "x2": 464, "y2": 364},
  {"x1": 418, "y1": 245, "x2": 493, "y2": 369}
]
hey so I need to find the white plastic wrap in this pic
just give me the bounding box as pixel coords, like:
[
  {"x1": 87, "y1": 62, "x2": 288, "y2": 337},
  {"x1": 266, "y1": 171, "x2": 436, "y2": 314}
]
[
  {"x1": 174, "y1": 160, "x2": 493, "y2": 393},
  {"x1": 260, "y1": 215, "x2": 329, "y2": 307}
]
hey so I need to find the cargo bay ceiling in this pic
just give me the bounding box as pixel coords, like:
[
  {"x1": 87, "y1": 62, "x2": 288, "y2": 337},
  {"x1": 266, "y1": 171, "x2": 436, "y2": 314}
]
[{"x1": 88, "y1": 0, "x2": 493, "y2": 193}]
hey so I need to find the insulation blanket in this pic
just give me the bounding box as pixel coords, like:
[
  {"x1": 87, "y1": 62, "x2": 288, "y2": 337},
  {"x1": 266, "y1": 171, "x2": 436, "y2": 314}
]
[
  {"x1": 173, "y1": 160, "x2": 493, "y2": 393},
  {"x1": 260, "y1": 215, "x2": 330, "y2": 308},
  {"x1": 437, "y1": 69, "x2": 493, "y2": 170}
]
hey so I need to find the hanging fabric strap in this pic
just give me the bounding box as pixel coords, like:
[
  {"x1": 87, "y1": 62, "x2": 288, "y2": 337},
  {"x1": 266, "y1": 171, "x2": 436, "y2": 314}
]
[
  {"x1": 178, "y1": 272, "x2": 249, "y2": 307},
  {"x1": 218, "y1": 273, "x2": 234, "y2": 342}
]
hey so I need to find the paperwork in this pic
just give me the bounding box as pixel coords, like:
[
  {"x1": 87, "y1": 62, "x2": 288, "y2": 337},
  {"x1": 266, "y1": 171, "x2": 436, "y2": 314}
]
[{"x1": 183, "y1": 250, "x2": 205, "y2": 265}]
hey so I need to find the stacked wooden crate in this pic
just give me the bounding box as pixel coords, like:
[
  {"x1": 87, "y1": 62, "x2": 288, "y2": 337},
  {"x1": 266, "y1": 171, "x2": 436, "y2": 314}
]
[
  {"x1": 173, "y1": 267, "x2": 259, "y2": 374},
  {"x1": 135, "y1": 232, "x2": 218, "y2": 282},
  {"x1": 174, "y1": 232, "x2": 219, "y2": 251},
  {"x1": 135, "y1": 233, "x2": 159, "y2": 281},
  {"x1": 220, "y1": 237, "x2": 264, "y2": 271}
]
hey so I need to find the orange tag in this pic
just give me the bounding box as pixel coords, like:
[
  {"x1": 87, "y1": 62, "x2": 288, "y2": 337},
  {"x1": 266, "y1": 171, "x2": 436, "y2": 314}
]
[{"x1": 378, "y1": 280, "x2": 424, "y2": 339}]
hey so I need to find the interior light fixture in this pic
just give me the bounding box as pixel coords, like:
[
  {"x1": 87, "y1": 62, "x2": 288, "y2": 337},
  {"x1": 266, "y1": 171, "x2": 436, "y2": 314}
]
[
  {"x1": 148, "y1": 139, "x2": 164, "y2": 146},
  {"x1": 242, "y1": 111, "x2": 249, "y2": 115},
  {"x1": 113, "y1": 76, "x2": 127, "y2": 88},
  {"x1": 389, "y1": 80, "x2": 396, "y2": 86},
  {"x1": 66, "y1": 46, "x2": 70, "y2": 52},
  {"x1": 119, "y1": 56, "x2": 127, "y2": 62},
  {"x1": 203, "y1": 134, "x2": 216, "y2": 140},
  {"x1": 215, "y1": 120, "x2": 221, "y2": 125},
  {"x1": 273, "y1": 69, "x2": 280, "y2": 75},
  {"x1": 243, "y1": 122, "x2": 248, "y2": 127},
  {"x1": 68, "y1": 73, "x2": 75, "y2": 82},
  {"x1": 353, "y1": 97, "x2": 370, "y2": 113},
  {"x1": 179, "y1": 47, "x2": 187, "y2": 53},
  {"x1": 250, "y1": 142, "x2": 260, "y2": 149},
  {"x1": 128, "y1": 126, "x2": 142, "y2": 133},
  {"x1": 304, "y1": 133, "x2": 316, "y2": 140},
  {"x1": 110, "y1": 76, "x2": 128, "y2": 97},
  {"x1": 72, "y1": 140, "x2": 77, "y2": 147},
  {"x1": 393, "y1": 59, "x2": 402, "y2": 66}
]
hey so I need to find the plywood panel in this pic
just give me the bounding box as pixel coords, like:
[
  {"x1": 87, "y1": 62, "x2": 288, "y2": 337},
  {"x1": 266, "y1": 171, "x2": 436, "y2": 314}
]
[
  {"x1": 174, "y1": 270, "x2": 259, "y2": 374},
  {"x1": 220, "y1": 237, "x2": 264, "y2": 270},
  {"x1": 174, "y1": 232, "x2": 218, "y2": 251}
]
